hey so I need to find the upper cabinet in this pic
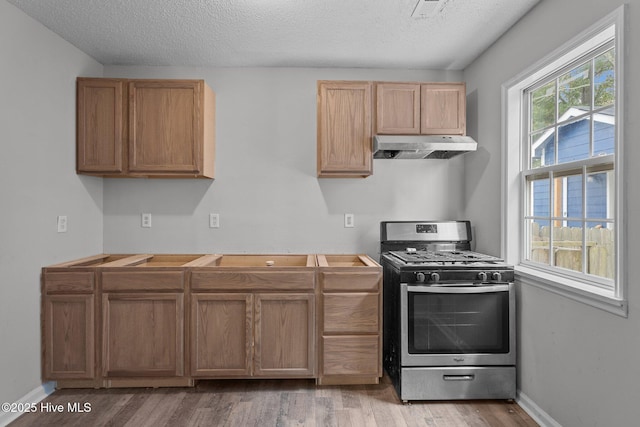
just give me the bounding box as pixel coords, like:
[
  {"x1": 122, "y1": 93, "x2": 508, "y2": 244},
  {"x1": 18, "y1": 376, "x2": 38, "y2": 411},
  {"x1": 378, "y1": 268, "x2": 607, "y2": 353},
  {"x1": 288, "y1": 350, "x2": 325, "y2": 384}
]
[
  {"x1": 375, "y1": 82, "x2": 466, "y2": 136},
  {"x1": 77, "y1": 78, "x2": 215, "y2": 179},
  {"x1": 317, "y1": 81, "x2": 373, "y2": 178}
]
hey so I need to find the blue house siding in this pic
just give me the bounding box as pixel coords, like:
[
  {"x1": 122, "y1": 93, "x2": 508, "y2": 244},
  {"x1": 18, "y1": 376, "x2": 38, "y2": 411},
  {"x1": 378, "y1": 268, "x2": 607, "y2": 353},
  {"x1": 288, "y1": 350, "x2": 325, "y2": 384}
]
[{"x1": 532, "y1": 116, "x2": 613, "y2": 227}]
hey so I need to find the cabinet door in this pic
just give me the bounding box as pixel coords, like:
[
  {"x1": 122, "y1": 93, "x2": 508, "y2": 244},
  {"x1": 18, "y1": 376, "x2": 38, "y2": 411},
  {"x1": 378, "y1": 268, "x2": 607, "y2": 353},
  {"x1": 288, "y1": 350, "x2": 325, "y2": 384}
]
[
  {"x1": 102, "y1": 293, "x2": 183, "y2": 377},
  {"x1": 43, "y1": 295, "x2": 95, "y2": 380},
  {"x1": 191, "y1": 293, "x2": 253, "y2": 377},
  {"x1": 77, "y1": 78, "x2": 125, "y2": 173},
  {"x1": 128, "y1": 80, "x2": 202, "y2": 174},
  {"x1": 375, "y1": 83, "x2": 421, "y2": 134},
  {"x1": 254, "y1": 293, "x2": 315, "y2": 377},
  {"x1": 420, "y1": 83, "x2": 466, "y2": 135},
  {"x1": 317, "y1": 81, "x2": 372, "y2": 177}
]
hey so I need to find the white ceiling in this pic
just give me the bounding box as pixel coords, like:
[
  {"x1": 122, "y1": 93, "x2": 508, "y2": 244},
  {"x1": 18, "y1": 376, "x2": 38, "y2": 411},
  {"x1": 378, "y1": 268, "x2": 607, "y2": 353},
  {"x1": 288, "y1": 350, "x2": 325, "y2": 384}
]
[{"x1": 7, "y1": 0, "x2": 539, "y2": 70}]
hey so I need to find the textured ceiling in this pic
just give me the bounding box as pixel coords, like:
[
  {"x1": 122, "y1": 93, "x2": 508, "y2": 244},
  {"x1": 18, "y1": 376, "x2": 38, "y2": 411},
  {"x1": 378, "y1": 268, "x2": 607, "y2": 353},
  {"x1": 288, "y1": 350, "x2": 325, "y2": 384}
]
[{"x1": 7, "y1": 0, "x2": 539, "y2": 70}]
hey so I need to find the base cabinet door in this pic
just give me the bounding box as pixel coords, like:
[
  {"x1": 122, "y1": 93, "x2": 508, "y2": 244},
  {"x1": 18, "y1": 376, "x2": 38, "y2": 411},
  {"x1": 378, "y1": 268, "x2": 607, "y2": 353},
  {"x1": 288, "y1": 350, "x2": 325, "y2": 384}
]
[
  {"x1": 102, "y1": 293, "x2": 184, "y2": 377},
  {"x1": 43, "y1": 294, "x2": 95, "y2": 380},
  {"x1": 254, "y1": 293, "x2": 315, "y2": 377},
  {"x1": 191, "y1": 293, "x2": 253, "y2": 377}
]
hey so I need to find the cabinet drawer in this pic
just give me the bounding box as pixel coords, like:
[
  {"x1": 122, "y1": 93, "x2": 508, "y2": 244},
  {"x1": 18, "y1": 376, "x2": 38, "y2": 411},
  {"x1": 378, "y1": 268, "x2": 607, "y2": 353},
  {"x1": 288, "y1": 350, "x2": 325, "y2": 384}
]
[
  {"x1": 44, "y1": 272, "x2": 95, "y2": 294},
  {"x1": 102, "y1": 271, "x2": 184, "y2": 291},
  {"x1": 322, "y1": 336, "x2": 380, "y2": 376},
  {"x1": 323, "y1": 293, "x2": 379, "y2": 334},
  {"x1": 191, "y1": 271, "x2": 315, "y2": 291},
  {"x1": 320, "y1": 272, "x2": 380, "y2": 292}
]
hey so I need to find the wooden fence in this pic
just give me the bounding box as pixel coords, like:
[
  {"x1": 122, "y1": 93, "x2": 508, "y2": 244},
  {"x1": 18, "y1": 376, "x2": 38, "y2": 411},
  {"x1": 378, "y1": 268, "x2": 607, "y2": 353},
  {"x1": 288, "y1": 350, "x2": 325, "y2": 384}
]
[{"x1": 530, "y1": 223, "x2": 614, "y2": 279}]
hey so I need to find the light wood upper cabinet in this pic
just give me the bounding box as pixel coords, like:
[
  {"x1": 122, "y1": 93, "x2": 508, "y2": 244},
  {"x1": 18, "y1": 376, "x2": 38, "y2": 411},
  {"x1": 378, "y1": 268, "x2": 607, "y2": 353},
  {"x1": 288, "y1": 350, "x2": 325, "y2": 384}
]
[
  {"x1": 375, "y1": 82, "x2": 466, "y2": 136},
  {"x1": 375, "y1": 83, "x2": 421, "y2": 135},
  {"x1": 421, "y1": 83, "x2": 466, "y2": 135},
  {"x1": 76, "y1": 78, "x2": 215, "y2": 178},
  {"x1": 77, "y1": 79, "x2": 126, "y2": 173},
  {"x1": 317, "y1": 81, "x2": 373, "y2": 178}
]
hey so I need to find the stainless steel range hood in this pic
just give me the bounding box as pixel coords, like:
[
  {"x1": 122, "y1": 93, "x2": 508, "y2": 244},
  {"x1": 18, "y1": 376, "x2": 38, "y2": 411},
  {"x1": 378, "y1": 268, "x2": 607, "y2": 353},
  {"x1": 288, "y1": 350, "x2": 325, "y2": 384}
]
[{"x1": 373, "y1": 135, "x2": 477, "y2": 159}]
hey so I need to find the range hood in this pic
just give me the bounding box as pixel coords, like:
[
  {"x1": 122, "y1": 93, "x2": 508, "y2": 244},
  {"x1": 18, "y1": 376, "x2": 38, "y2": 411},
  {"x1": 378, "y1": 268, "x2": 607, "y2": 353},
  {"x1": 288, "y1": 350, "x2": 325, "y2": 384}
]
[{"x1": 373, "y1": 135, "x2": 477, "y2": 159}]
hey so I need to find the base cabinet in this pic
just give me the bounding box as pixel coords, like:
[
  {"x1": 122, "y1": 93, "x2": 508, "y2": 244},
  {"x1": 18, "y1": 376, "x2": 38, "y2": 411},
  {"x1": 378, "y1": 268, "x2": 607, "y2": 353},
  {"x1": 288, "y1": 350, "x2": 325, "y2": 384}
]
[
  {"x1": 42, "y1": 254, "x2": 381, "y2": 388},
  {"x1": 42, "y1": 271, "x2": 97, "y2": 384},
  {"x1": 316, "y1": 255, "x2": 383, "y2": 385}
]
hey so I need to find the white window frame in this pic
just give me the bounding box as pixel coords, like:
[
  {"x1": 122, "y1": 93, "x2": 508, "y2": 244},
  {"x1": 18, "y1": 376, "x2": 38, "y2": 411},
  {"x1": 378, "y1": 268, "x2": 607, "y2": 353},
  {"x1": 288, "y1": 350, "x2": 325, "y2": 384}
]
[{"x1": 502, "y1": 6, "x2": 626, "y2": 316}]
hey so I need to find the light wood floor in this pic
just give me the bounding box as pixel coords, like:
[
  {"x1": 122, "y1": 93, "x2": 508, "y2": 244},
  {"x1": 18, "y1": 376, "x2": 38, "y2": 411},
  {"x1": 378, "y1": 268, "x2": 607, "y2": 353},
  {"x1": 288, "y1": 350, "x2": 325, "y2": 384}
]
[{"x1": 10, "y1": 376, "x2": 538, "y2": 427}]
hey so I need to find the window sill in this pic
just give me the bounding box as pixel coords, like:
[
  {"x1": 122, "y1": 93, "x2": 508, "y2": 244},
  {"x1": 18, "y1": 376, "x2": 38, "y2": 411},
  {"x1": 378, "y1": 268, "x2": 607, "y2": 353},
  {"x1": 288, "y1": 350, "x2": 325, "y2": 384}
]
[{"x1": 516, "y1": 265, "x2": 627, "y2": 317}]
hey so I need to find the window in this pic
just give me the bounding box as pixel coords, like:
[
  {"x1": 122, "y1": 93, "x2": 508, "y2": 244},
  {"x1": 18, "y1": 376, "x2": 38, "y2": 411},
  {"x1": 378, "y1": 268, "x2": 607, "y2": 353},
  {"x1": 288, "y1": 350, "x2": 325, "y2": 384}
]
[{"x1": 503, "y1": 6, "x2": 625, "y2": 316}]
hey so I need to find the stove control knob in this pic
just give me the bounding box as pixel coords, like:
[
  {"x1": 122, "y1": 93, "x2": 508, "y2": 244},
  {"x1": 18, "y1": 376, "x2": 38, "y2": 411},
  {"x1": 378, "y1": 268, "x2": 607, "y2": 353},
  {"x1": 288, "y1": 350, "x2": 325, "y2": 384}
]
[
  {"x1": 430, "y1": 272, "x2": 440, "y2": 282},
  {"x1": 415, "y1": 272, "x2": 426, "y2": 283},
  {"x1": 492, "y1": 271, "x2": 502, "y2": 282},
  {"x1": 477, "y1": 272, "x2": 488, "y2": 282}
]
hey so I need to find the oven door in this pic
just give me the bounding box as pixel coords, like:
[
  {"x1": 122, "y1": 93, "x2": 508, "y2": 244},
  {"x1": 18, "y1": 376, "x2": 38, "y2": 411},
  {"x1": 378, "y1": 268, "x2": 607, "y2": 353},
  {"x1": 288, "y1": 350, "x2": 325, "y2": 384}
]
[{"x1": 400, "y1": 282, "x2": 515, "y2": 367}]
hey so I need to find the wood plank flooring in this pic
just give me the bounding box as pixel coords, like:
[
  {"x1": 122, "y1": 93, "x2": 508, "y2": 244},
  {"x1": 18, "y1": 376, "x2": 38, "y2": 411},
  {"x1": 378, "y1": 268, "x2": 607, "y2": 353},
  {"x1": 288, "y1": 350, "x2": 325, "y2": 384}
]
[{"x1": 9, "y1": 377, "x2": 538, "y2": 427}]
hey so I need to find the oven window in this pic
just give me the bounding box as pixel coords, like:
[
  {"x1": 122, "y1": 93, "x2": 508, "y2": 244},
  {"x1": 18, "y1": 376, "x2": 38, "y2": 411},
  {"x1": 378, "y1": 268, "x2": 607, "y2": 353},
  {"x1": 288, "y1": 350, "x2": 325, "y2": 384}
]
[{"x1": 408, "y1": 291, "x2": 509, "y2": 354}]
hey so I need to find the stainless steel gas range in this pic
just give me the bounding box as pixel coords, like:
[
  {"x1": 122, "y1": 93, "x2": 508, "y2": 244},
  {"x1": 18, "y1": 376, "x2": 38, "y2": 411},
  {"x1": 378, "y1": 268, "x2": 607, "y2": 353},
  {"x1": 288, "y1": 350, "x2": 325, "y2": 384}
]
[{"x1": 380, "y1": 220, "x2": 516, "y2": 402}]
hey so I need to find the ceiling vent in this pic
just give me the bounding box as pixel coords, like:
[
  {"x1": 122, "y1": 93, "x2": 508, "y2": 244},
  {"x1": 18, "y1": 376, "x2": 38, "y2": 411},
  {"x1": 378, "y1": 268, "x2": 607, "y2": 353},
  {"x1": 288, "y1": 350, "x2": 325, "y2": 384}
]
[{"x1": 411, "y1": 0, "x2": 449, "y2": 18}]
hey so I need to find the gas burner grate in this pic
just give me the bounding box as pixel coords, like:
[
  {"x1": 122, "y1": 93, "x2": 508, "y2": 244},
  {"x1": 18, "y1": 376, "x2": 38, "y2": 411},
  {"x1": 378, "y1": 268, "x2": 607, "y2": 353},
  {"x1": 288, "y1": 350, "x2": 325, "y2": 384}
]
[{"x1": 389, "y1": 250, "x2": 503, "y2": 264}]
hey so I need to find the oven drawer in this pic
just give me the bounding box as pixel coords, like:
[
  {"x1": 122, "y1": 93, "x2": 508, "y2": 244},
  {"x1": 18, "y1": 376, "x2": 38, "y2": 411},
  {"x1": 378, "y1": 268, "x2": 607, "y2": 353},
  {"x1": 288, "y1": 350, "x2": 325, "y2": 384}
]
[{"x1": 399, "y1": 366, "x2": 515, "y2": 401}]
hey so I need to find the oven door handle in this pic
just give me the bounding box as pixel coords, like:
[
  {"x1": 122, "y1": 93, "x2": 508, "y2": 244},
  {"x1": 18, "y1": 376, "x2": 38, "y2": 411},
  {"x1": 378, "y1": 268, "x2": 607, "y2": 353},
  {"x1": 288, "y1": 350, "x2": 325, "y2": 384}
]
[{"x1": 401, "y1": 283, "x2": 511, "y2": 293}]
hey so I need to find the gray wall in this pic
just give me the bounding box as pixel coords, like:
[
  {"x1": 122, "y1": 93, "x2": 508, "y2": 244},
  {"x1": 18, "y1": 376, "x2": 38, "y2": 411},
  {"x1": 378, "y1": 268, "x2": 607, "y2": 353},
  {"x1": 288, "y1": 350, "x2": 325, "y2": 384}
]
[
  {"x1": 0, "y1": 0, "x2": 103, "y2": 408},
  {"x1": 102, "y1": 66, "x2": 466, "y2": 258},
  {"x1": 463, "y1": 0, "x2": 640, "y2": 426}
]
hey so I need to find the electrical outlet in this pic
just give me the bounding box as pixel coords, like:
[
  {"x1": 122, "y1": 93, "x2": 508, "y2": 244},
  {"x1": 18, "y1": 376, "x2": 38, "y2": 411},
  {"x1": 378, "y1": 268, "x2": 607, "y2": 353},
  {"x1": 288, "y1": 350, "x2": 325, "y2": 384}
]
[
  {"x1": 141, "y1": 213, "x2": 152, "y2": 228},
  {"x1": 209, "y1": 213, "x2": 220, "y2": 228},
  {"x1": 344, "y1": 213, "x2": 355, "y2": 228},
  {"x1": 57, "y1": 215, "x2": 67, "y2": 233}
]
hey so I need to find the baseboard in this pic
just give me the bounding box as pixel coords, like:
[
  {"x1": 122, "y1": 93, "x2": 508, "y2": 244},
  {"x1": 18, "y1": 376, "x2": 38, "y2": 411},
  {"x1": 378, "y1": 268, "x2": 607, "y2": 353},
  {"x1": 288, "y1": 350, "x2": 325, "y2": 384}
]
[
  {"x1": 0, "y1": 382, "x2": 55, "y2": 427},
  {"x1": 516, "y1": 389, "x2": 563, "y2": 427}
]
